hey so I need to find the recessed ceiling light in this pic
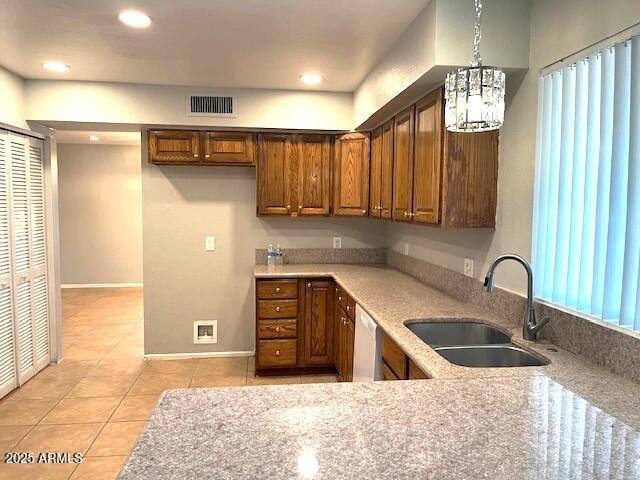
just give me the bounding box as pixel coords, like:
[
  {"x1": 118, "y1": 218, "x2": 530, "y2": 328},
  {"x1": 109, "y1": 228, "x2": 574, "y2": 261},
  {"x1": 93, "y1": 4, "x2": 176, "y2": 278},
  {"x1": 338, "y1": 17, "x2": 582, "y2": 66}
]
[
  {"x1": 299, "y1": 73, "x2": 322, "y2": 85},
  {"x1": 43, "y1": 61, "x2": 70, "y2": 73},
  {"x1": 119, "y1": 10, "x2": 152, "y2": 28},
  {"x1": 89, "y1": 135, "x2": 100, "y2": 141}
]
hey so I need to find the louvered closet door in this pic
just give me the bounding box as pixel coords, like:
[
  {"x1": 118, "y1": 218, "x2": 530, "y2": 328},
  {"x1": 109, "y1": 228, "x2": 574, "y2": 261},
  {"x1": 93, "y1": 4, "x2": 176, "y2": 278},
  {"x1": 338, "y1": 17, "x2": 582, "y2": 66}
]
[{"x1": 0, "y1": 131, "x2": 17, "y2": 397}]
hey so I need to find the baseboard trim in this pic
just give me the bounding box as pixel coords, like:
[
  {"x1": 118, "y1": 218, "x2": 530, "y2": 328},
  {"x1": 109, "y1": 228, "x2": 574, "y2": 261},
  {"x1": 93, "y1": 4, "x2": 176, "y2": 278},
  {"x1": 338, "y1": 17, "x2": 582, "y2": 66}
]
[
  {"x1": 144, "y1": 350, "x2": 255, "y2": 360},
  {"x1": 61, "y1": 283, "x2": 143, "y2": 289}
]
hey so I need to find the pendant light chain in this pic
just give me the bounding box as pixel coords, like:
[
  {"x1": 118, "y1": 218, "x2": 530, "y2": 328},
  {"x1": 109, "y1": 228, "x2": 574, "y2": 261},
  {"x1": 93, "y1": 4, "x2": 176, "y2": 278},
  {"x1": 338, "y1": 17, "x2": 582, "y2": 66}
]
[{"x1": 472, "y1": 0, "x2": 482, "y2": 67}]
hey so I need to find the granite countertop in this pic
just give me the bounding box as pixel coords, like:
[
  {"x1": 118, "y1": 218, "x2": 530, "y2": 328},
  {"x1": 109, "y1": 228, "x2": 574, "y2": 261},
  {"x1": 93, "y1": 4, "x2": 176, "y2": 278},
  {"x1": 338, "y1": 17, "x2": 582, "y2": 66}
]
[
  {"x1": 119, "y1": 264, "x2": 640, "y2": 479},
  {"x1": 119, "y1": 377, "x2": 640, "y2": 479}
]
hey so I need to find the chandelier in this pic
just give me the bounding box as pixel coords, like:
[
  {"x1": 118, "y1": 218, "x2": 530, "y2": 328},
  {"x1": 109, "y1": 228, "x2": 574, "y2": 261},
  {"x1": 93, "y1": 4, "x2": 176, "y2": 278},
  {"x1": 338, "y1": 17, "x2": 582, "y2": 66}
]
[{"x1": 444, "y1": 0, "x2": 505, "y2": 132}]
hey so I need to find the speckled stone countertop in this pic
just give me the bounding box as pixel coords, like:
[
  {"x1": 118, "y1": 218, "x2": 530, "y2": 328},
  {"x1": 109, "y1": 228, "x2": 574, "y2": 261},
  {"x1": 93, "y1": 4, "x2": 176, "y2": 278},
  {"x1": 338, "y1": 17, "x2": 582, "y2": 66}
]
[
  {"x1": 119, "y1": 264, "x2": 640, "y2": 479},
  {"x1": 119, "y1": 377, "x2": 640, "y2": 480}
]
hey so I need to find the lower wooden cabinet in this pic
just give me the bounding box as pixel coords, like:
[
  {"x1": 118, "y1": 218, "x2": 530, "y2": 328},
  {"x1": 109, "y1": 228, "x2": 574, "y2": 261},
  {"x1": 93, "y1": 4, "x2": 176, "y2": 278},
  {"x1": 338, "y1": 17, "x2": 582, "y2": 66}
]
[
  {"x1": 381, "y1": 331, "x2": 408, "y2": 380},
  {"x1": 303, "y1": 280, "x2": 334, "y2": 366},
  {"x1": 334, "y1": 285, "x2": 355, "y2": 382},
  {"x1": 409, "y1": 360, "x2": 429, "y2": 379}
]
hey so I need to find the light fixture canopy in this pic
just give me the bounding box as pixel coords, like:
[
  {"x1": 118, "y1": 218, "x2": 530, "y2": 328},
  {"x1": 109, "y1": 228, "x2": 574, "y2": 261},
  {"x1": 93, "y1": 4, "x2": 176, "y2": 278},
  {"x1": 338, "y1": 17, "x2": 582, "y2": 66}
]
[
  {"x1": 43, "y1": 61, "x2": 70, "y2": 73},
  {"x1": 118, "y1": 10, "x2": 152, "y2": 28},
  {"x1": 299, "y1": 73, "x2": 322, "y2": 85},
  {"x1": 444, "y1": 0, "x2": 505, "y2": 132}
]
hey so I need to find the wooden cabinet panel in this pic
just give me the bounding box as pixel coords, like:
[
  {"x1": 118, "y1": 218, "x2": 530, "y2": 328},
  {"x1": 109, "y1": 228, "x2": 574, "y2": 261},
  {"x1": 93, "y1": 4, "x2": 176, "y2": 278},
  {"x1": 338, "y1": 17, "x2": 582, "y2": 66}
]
[
  {"x1": 442, "y1": 129, "x2": 499, "y2": 228},
  {"x1": 297, "y1": 135, "x2": 331, "y2": 216},
  {"x1": 257, "y1": 134, "x2": 293, "y2": 215},
  {"x1": 257, "y1": 319, "x2": 297, "y2": 340},
  {"x1": 203, "y1": 131, "x2": 255, "y2": 165},
  {"x1": 382, "y1": 361, "x2": 400, "y2": 381},
  {"x1": 257, "y1": 299, "x2": 298, "y2": 319},
  {"x1": 256, "y1": 279, "x2": 298, "y2": 300},
  {"x1": 413, "y1": 91, "x2": 442, "y2": 225},
  {"x1": 345, "y1": 316, "x2": 355, "y2": 382},
  {"x1": 148, "y1": 130, "x2": 200, "y2": 164},
  {"x1": 257, "y1": 339, "x2": 297, "y2": 367},
  {"x1": 303, "y1": 280, "x2": 334, "y2": 365},
  {"x1": 392, "y1": 107, "x2": 415, "y2": 221},
  {"x1": 333, "y1": 133, "x2": 370, "y2": 217},
  {"x1": 369, "y1": 127, "x2": 382, "y2": 218},
  {"x1": 380, "y1": 120, "x2": 394, "y2": 219},
  {"x1": 382, "y1": 331, "x2": 407, "y2": 379},
  {"x1": 409, "y1": 360, "x2": 429, "y2": 379},
  {"x1": 334, "y1": 287, "x2": 345, "y2": 380}
]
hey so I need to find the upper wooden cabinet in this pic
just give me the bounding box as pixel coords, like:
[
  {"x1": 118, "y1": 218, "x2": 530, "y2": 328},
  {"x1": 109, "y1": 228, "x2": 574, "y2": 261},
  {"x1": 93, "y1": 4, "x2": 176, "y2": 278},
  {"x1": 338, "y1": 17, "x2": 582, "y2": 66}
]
[
  {"x1": 148, "y1": 129, "x2": 256, "y2": 166},
  {"x1": 257, "y1": 134, "x2": 293, "y2": 215},
  {"x1": 333, "y1": 132, "x2": 370, "y2": 217},
  {"x1": 148, "y1": 130, "x2": 201, "y2": 164},
  {"x1": 257, "y1": 134, "x2": 332, "y2": 217},
  {"x1": 392, "y1": 106, "x2": 415, "y2": 222},
  {"x1": 203, "y1": 131, "x2": 255, "y2": 165},
  {"x1": 370, "y1": 121, "x2": 394, "y2": 219},
  {"x1": 389, "y1": 87, "x2": 498, "y2": 228},
  {"x1": 297, "y1": 135, "x2": 332, "y2": 216}
]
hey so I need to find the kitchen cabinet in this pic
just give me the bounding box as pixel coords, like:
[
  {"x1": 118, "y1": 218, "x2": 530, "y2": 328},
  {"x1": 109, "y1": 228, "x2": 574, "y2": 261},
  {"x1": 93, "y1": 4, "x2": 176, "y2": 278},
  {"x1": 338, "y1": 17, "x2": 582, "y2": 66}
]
[
  {"x1": 381, "y1": 331, "x2": 408, "y2": 380},
  {"x1": 303, "y1": 280, "x2": 334, "y2": 366},
  {"x1": 148, "y1": 130, "x2": 201, "y2": 164},
  {"x1": 369, "y1": 120, "x2": 394, "y2": 219},
  {"x1": 392, "y1": 106, "x2": 415, "y2": 221},
  {"x1": 409, "y1": 360, "x2": 429, "y2": 379},
  {"x1": 202, "y1": 131, "x2": 255, "y2": 165},
  {"x1": 334, "y1": 285, "x2": 355, "y2": 382},
  {"x1": 388, "y1": 87, "x2": 498, "y2": 228},
  {"x1": 257, "y1": 134, "x2": 332, "y2": 216},
  {"x1": 333, "y1": 132, "x2": 370, "y2": 217},
  {"x1": 148, "y1": 130, "x2": 256, "y2": 166}
]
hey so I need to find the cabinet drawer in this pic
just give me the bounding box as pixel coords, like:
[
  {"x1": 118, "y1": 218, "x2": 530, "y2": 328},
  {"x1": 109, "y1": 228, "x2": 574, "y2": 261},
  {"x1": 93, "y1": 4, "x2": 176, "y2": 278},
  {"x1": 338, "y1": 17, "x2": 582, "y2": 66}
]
[
  {"x1": 257, "y1": 300, "x2": 298, "y2": 319},
  {"x1": 382, "y1": 332, "x2": 408, "y2": 379},
  {"x1": 257, "y1": 319, "x2": 297, "y2": 339},
  {"x1": 258, "y1": 340, "x2": 297, "y2": 367},
  {"x1": 381, "y1": 361, "x2": 400, "y2": 381},
  {"x1": 336, "y1": 288, "x2": 355, "y2": 318},
  {"x1": 409, "y1": 360, "x2": 429, "y2": 380},
  {"x1": 257, "y1": 280, "x2": 298, "y2": 300}
]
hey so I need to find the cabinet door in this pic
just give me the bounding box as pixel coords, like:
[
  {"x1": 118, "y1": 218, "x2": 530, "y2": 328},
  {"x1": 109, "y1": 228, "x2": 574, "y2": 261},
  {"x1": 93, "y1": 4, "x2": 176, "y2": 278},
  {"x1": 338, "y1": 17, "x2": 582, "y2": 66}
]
[
  {"x1": 257, "y1": 134, "x2": 293, "y2": 215},
  {"x1": 334, "y1": 288, "x2": 345, "y2": 380},
  {"x1": 345, "y1": 317, "x2": 355, "y2": 382},
  {"x1": 202, "y1": 131, "x2": 255, "y2": 165},
  {"x1": 392, "y1": 107, "x2": 414, "y2": 221},
  {"x1": 413, "y1": 91, "x2": 442, "y2": 224},
  {"x1": 380, "y1": 120, "x2": 394, "y2": 219},
  {"x1": 303, "y1": 280, "x2": 334, "y2": 366},
  {"x1": 333, "y1": 133, "x2": 370, "y2": 217},
  {"x1": 148, "y1": 130, "x2": 201, "y2": 164},
  {"x1": 297, "y1": 135, "x2": 331, "y2": 216},
  {"x1": 369, "y1": 127, "x2": 382, "y2": 218}
]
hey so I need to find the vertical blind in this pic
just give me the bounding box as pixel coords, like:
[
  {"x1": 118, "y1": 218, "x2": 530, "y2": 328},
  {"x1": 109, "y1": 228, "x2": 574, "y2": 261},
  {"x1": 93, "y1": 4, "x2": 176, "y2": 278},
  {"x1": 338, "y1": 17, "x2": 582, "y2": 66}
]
[{"x1": 532, "y1": 35, "x2": 640, "y2": 331}]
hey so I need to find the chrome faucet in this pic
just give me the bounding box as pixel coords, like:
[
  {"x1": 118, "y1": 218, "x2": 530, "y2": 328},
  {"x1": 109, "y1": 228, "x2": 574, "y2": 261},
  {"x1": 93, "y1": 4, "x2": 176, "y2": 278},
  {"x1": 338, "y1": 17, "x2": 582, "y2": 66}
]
[{"x1": 483, "y1": 254, "x2": 549, "y2": 341}]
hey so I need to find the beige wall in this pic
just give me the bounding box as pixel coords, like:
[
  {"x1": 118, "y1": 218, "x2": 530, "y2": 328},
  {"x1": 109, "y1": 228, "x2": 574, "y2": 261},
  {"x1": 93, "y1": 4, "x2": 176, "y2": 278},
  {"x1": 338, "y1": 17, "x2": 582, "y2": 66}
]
[
  {"x1": 141, "y1": 132, "x2": 387, "y2": 355},
  {"x1": 388, "y1": 0, "x2": 640, "y2": 296},
  {"x1": 0, "y1": 66, "x2": 26, "y2": 128},
  {"x1": 58, "y1": 143, "x2": 142, "y2": 285}
]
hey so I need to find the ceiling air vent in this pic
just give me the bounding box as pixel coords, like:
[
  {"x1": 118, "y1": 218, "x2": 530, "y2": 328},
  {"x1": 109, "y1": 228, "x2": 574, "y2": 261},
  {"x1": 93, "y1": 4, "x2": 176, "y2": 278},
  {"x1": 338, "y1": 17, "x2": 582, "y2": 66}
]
[{"x1": 186, "y1": 94, "x2": 236, "y2": 117}]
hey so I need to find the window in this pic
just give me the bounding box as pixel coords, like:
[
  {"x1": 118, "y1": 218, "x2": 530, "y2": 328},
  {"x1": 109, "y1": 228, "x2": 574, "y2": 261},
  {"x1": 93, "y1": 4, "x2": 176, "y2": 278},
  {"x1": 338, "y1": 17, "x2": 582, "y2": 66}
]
[{"x1": 532, "y1": 35, "x2": 640, "y2": 331}]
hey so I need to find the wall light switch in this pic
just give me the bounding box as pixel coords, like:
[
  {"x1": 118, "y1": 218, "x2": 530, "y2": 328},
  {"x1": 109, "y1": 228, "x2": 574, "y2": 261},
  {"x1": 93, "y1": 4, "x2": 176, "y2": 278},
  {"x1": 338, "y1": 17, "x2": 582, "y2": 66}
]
[
  {"x1": 404, "y1": 242, "x2": 410, "y2": 256},
  {"x1": 333, "y1": 237, "x2": 342, "y2": 249},
  {"x1": 205, "y1": 236, "x2": 216, "y2": 251},
  {"x1": 464, "y1": 258, "x2": 474, "y2": 277}
]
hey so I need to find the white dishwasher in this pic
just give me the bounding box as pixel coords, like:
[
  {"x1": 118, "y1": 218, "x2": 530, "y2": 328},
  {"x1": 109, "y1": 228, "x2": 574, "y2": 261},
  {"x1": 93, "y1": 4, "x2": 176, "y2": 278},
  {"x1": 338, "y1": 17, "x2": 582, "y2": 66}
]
[{"x1": 353, "y1": 304, "x2": 382, "y2": 382}]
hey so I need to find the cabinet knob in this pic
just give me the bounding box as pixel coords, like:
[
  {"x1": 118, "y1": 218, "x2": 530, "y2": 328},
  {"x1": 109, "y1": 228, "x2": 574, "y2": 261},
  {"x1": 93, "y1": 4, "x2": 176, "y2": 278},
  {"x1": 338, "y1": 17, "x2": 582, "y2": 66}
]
[
  {"x1": 205, "y1": 154, "x2": 210, "y2": 158},
  {"x1": 346, "y1": 305, "x2": 351, "y2": 311},
  {"x1": 275, "y1": 287, "x2": 281, "y2": 293},
  {"x1": 275, "y1": 326, "x2": 280, "y2": 332},
  {"x1": 298, "y1": 205, "x2": 302, "y2": 211},
  {"x1": 342, "y1": 317, "x2": 346, "y2": 325},
  {"x1": 275, "y1": 350, "x2": 281, "y2": 356},
  {"x1": 362, "y1": 209, "x2": 366, "y2": 215},
  {"x1": 193, "y1": 154, "x2": 199, "y2": 158},
  {"x1": 404, "y1": 211, "x2": 409, "y2": 218},
  {"x1": 287, "y1": 204, "x2": 291, "y2": 211},
  {"x1": 338, "y1": 296, "x2": 342, "y2": 301},
  {"x1": 409, "y1": 212, "x2": 416, "y2": 218},
  {"x1": 307, "y1": 282, "x2": 311, "y2": 288},
  {"x1": 275, "y1": 306, "x2": 281, "y2": 312}
]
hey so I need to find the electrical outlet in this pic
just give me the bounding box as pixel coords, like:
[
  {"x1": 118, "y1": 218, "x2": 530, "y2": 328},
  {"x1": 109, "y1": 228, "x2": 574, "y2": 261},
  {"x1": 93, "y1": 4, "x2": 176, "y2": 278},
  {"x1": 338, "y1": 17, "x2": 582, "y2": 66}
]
[
  {"x1": 333, "y1": 237, "x2": 342, "y2": 249},
  {"x1": 404, "y1": 242, "x2": 410, "y2": 256},
  {"x1": 205, "y1": 236, "x2": 215, "y2": 251},
  {"x1": 464, "y1": 258, "x2": 474, "y2": 277}
]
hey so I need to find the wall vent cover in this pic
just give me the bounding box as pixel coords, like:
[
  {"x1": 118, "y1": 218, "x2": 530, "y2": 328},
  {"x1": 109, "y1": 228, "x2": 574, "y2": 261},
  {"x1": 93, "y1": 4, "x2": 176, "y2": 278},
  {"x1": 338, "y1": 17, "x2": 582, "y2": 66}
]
[{"x1": 187, "y1": 94, "x2": 236, "y2": 117}]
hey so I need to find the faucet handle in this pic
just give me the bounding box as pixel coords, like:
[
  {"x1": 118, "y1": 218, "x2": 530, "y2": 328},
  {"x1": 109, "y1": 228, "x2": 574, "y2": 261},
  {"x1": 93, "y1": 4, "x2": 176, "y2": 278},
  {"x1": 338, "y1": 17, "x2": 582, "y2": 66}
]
[{"x1": 482, "y1": 275, "x2": 494, "y2": 293}]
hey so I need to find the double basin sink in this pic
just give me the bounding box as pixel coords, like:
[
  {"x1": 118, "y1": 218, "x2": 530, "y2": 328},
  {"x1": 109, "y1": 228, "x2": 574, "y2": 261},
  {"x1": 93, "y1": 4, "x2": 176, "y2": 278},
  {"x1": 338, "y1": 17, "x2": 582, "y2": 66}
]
[{"x1": 405, "y1": 320, "x2": 549, "y2": 368}]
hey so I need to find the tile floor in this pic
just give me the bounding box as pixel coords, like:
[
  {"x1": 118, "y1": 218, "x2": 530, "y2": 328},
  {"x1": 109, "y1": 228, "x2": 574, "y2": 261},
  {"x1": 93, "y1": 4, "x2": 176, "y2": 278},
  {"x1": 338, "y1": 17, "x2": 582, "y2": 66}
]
[{"x1": 0, "y1": 287, "x2": 336, "y2": 480}]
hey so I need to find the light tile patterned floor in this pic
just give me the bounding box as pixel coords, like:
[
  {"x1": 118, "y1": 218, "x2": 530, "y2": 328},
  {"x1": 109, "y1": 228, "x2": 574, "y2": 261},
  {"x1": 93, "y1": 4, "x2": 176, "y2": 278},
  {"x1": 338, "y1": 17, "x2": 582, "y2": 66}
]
[{"x1": 0, "y1": 287, "x2": 336, "y2": 479}]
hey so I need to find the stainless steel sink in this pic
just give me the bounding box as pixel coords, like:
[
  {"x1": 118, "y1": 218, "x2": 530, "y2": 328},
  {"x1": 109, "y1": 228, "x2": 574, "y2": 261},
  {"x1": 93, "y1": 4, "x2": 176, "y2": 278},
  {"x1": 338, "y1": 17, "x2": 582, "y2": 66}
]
[
  {"x1": 434, "y1": 345, "x2": 549, "y2": 368},
  {"x1": 404, "y1": 320, "x2": 512, "y2": 346}
]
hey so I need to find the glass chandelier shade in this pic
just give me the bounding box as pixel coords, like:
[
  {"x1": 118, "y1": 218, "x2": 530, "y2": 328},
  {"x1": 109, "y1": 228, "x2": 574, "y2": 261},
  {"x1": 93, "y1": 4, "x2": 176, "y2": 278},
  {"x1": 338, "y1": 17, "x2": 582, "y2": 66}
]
[{"x1": 444, "y1": 0, "x2": 505, "y2": 132}]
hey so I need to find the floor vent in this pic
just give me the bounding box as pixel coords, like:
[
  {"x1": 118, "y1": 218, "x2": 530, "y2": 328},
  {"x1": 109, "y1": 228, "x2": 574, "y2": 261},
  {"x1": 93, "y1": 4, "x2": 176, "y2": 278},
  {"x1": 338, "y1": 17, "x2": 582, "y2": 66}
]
[{"x1": 187, "y1": 95, "x2": 236, "y2": 117}]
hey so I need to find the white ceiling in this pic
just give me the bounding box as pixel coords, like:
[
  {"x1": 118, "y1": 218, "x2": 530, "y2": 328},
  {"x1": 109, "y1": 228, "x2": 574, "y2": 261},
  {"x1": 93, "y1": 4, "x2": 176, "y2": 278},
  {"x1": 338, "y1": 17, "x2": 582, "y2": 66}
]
[
  {"x1": 0, "y1": 0, "x2": 430, "y2": 92},
  {"x1": 55, "y1": 130, "x2": 141, "y2": 145}
]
